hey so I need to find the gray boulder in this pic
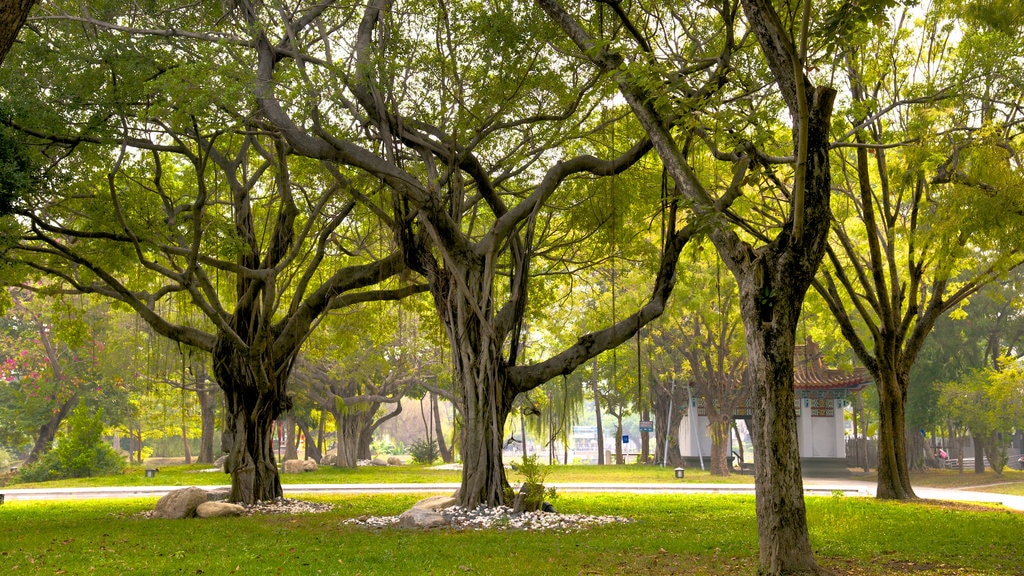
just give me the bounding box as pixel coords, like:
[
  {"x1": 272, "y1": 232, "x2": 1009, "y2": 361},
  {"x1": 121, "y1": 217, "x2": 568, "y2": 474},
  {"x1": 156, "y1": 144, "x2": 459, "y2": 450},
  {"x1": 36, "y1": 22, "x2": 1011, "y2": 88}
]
[
  {"x1": 301, "y1": 459, "x2": 318, "y2": 472},
  {"x1": 282, "y1": 459, "x2": 305, "y2": 474},
  {"x1": 386, "y1": 456, "x2": 404, "y2": 466},
  {"x1": 398, "y1": 506, "x2": 448, "y2": 529},
  {"x1": 196, "y1": 501, "x2": 245, "y2": 518},
  {"x1": 206, "y1": 488, "x2": 230, "y2": 501},
  {"x1": 512, "y1": 482, "x2": 545, "y2": 514},
  {"x1": 412, "y1": 495, "x2": 456, "y2": 511},
  {"x1": 371, "y1": 458, "x2": 389, "y2": 467},
  {"x1": 152, "y1": 487, "x2": 209, "y2": 519},
  {"x1": 320, "y1": 451, "x2": 337, "y2": 466}
]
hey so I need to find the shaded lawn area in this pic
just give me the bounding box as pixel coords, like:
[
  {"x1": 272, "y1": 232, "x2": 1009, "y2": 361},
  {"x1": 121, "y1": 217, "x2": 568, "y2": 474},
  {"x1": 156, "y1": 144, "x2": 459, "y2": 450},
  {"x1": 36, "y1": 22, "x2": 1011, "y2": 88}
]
[{"x1": 0, "y1": 493, "x2": 1020, "y2": 575}]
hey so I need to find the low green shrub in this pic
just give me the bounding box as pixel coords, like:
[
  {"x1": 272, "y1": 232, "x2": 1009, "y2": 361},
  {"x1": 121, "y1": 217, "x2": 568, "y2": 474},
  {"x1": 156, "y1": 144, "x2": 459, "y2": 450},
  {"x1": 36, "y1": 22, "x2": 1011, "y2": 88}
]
[
  {"x1": 17, "y1": 402, "x2": 125, "y2": 482},
  {"x1": 408, "y1": 439, "x2": 440, "y2": 465}
]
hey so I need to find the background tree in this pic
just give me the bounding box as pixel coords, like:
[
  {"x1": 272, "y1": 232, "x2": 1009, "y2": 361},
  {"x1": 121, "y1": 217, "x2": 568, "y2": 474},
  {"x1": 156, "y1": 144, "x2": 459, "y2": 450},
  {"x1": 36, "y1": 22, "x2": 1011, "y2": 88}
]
[
  {"x1": 0, "y1": 9, "x2": 422, "y2": 502},
  {"x1": 538, "y1": 0, "x2": 841, "y2": 571},
  {"x1": 940, "y1": 359, "x2": 1024, "y2": 474},
  {"x1": 0, "y1": 290, "x2": 126, "y2": 465},
  {"x1": 813, "y1": 4, "x2": 1024, "y2": 499},
  {"x1": 291, "y1": 301, "x2": 430, "y2": 467},
  {"x1": 669, "y1": 245, "x2": 748, "y2": 475}
]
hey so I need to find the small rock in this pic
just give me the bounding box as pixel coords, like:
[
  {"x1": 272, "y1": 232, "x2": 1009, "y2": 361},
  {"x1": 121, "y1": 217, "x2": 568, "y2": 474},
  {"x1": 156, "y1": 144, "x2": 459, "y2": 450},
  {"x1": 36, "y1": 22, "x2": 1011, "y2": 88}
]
[
  {"x1": 398, "y1": 507, "x2": 448, "y2": 529},
  {"x1": 206, "y1": 488, "x2": 230, "y2": 501},
  {"x1": 196, "y1": 501, "x2": 245, "y2": 518}
]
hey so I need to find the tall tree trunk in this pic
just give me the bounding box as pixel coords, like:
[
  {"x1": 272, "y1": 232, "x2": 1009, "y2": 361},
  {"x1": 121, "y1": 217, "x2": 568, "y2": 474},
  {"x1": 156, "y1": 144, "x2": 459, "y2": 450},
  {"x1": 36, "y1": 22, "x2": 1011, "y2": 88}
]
[
  {"x1": 743, "y1": 304, "x2": 818, "y2": 575},
  {"x1": 641, "y1": 404, "x2": 651, "y2": 464},
  {"x1": 653, "y1": 380, "x2": 684, "y2": 467},
  {"x1": 712, "y1": 80, "x2": 836, "y2": 574},
  {"x1": 874, "y1": 368, "x2": 916, "y2": 498},
  {"x1": 432, "y1": 392, "x2": 453, "y2": 463},
  {"x1": 592, "y1": 358, "x2": 605, "y2": 465},
  {"x1": 196, "y1": 379, "x2": 218, "y2": 464},
  {"x1": 181, "y1": 425, "x2": 192, "y2": 464}
]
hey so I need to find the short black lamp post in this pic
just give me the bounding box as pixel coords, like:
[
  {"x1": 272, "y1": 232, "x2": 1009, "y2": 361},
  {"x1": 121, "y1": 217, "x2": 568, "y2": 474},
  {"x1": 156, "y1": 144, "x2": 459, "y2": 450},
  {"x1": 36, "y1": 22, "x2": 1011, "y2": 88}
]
[{"x1": 674, "y1": 467, "x2": 685, "y2": 479}]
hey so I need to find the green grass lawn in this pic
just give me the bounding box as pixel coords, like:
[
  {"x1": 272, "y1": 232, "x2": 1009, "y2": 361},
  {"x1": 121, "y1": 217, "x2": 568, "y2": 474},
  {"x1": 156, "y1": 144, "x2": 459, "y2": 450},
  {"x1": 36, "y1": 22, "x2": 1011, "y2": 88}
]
[{"x1": 0, "y1": 492, "x2": 1020, "y2": 575}]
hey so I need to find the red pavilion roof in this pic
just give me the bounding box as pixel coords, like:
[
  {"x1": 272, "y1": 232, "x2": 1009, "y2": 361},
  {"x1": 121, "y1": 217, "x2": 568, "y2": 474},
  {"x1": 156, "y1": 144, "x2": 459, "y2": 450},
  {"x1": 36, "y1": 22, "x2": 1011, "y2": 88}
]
[{"x1": 793, "y1": 339, "x2": 872, "y2": 393}]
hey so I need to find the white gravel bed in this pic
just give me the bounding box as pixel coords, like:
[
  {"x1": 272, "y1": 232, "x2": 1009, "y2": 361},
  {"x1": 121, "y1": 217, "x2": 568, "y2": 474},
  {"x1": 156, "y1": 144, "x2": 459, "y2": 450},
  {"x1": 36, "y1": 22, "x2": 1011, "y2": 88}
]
[{"x1": 345, "y1": 505, "x2": 633, "y2": 532}]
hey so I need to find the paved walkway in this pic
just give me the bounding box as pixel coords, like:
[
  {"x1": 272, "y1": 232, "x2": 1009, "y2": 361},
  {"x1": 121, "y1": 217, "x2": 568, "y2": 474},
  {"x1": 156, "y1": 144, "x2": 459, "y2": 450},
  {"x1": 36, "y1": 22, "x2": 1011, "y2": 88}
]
[{"x1": 4, "y1": 480, "x2": 1023, "y2": 511}]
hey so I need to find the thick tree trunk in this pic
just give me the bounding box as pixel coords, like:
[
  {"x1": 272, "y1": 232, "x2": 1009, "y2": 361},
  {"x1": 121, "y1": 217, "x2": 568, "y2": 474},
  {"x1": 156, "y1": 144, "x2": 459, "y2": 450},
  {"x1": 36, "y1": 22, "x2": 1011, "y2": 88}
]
[
  {"x1": 214, "y1": 337, "x2": 289, "y2": 504},
  {"x1": 592, "y1": 358, "x2": 605, "y2": 465},
  {"x1": 284, "y1": 416, "x2": 299, "y2": 461},
  {"x1": 743, "y1": 304, "x2": 819, "y2": 575},
  {"x1": 332, "y1": 408, "x2": 375, "y2": 467},
  {"x1": 0, "y1": 0, "x2": 36, "y2": 67},
  {"x1": 712, "y1": 79, "x2": 835, "y2": 574},
  {"x1": 457, "y1": 365, "x2": 514, "y2": 506},
  {"x1": 708, "y1": 415, "x2": 731, "y2": 476},
  {"x1": 875, "y1": 369, "x2": 916, "y2": 499},
  {"x1": 973, "y1": 436, "x2": 986, "y2": 474}
]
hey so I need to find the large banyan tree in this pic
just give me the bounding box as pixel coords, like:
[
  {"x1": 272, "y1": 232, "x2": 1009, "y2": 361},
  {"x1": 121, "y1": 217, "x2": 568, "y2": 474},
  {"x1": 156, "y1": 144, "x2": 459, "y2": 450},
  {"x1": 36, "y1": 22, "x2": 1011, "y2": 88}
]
[
  {"x1": 0, "y1": 9, "x2": 423, "y2": 503},
  {"x1": 218, "y1": 0, "x2": 739, "y2": 506}
]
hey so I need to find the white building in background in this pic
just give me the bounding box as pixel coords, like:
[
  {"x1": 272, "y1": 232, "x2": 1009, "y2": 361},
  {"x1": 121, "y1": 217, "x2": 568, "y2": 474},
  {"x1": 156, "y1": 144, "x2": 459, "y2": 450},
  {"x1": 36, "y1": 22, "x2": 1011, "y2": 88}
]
[{"x1": 678, "y1": 340, "x2": 872, "y2": 474}]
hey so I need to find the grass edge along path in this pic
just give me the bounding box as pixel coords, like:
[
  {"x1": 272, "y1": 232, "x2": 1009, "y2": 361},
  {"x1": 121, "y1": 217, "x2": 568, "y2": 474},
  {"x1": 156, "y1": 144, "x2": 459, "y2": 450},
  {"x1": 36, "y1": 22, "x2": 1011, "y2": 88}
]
[{"x1": 0, "y1": 492, "x2": 1021, "y2": 575}]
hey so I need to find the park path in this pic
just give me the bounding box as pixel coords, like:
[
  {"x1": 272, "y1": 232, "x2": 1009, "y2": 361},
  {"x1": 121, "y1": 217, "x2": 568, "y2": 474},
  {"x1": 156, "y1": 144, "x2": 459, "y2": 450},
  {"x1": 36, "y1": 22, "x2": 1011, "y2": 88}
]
[{"x1": 3, "y1": 479, "x2": 1023, "y2": 511}]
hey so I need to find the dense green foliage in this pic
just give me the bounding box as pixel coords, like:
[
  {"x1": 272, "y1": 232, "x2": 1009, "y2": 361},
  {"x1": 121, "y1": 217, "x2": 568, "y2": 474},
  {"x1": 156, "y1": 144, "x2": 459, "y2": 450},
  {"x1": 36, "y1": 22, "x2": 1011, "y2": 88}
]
[{"x1": 16, "y1": 403, "x2": 125, "y2": 482}]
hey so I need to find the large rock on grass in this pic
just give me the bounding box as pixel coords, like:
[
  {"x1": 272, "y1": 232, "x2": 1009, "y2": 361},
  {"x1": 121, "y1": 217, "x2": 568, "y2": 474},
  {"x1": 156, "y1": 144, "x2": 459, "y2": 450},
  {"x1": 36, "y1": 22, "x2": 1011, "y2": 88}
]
[{"x1": 153, "y1": 487, "x2": 209, "y2": 519}]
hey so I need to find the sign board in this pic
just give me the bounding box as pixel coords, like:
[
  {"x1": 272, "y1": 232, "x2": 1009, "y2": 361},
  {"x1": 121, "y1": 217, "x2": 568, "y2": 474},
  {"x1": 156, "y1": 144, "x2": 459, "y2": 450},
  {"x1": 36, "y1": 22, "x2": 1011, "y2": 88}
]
[
  {"x1": 621, "y1": 435, "x2": 629, "y2": 444},
  {"x1": 639, "y1": 420, "x2": 654, "y2": 432}
]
